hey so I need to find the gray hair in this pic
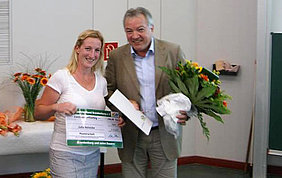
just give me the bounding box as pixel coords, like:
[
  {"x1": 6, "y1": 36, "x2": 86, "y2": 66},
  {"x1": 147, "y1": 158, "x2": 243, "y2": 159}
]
[{"x1": 123, "y1": 7, "x2": 154, "y2": 28}]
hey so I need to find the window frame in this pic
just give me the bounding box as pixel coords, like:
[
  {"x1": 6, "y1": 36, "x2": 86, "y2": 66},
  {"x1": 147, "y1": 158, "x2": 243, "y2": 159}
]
[{"x1": 0, "y1": 0, "x2": 12, "y2": 64}]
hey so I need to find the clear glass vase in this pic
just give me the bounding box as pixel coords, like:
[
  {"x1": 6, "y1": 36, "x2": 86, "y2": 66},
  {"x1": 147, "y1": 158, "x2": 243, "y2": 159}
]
[{"x1": 24, "y1": 104, "x2": 35, "y2": 122}]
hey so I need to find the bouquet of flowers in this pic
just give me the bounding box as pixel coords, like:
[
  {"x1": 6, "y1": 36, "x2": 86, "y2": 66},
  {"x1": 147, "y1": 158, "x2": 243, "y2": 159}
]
[
  {"x1": 12, "y1": 68, "x2": 51, "y2": 122},
  {"x1": 31, "y1": 168, "x2": 51, "y2": 178},
  {"x1": 159, "y1": 60, "x2": 231, "y2": 139}
]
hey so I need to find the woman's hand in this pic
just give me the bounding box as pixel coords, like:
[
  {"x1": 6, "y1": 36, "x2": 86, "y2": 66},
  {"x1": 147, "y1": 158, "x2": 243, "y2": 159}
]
[
  {"x1": 118, "y1": 116, "x2": 125, "y2": 127},
  {"x1": 55, "y1": 102, "x2": 77, "y2": 115}
]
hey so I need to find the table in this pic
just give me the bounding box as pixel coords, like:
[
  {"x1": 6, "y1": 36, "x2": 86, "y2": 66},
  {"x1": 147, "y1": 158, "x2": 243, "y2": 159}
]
[
  {"x1": 0, "y1": 121, "x2": 54, "y2": 175},
  {"x1": 0, "y1": 121, "x2": 54, "y2": 155}
]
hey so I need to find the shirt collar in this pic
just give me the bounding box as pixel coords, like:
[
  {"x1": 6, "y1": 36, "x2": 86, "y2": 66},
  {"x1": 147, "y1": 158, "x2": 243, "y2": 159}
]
[{"x1": 131, "y1": 37, "x2": 155, "y2": 58}]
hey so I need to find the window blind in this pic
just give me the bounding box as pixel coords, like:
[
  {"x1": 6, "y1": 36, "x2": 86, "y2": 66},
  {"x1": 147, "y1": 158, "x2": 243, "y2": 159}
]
[{"x1": 0, "y1": 0, "x2": 11, "y2": 64}]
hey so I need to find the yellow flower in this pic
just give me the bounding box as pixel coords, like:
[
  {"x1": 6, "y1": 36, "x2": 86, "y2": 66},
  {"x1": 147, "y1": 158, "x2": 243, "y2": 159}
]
[
  {"x1": 33, "y1": 172, "x2": 48, "y2": 178},
  {"x1": 185, "y1": 59, "x2": 191, "y2": 64},
  {"x1": 196, "y1": 66, "x2": 203, "y2": 73}
]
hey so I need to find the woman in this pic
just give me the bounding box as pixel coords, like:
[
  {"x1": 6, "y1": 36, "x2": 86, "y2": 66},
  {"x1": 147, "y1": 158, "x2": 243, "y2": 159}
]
[{"x1": 35, "y1": 29, "x2": 122, "y2": 177}]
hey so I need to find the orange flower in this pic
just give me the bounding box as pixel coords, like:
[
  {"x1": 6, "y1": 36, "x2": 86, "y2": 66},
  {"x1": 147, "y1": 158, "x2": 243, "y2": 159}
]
[
  {"x1": 0, "y1": 129, "x2": 7, "y2": 136},
  {"x1": 8, "y1": 124, "x2": 22, "y2": 133},
  {"x1": 200, "y1": 74, "x2": 209, "y2": 81},
  {"x1": 22, "y1": 73, "x2": 30, "y2": 77},
  {"x1": 40, "y1": 77, "x2": 48, "y2": 86},
  {"x1": 14, "y1": 72, "x2": 22, "y2": 77},
  {"x1": 32, "y1": 74, "x2": 40, "y2": 78},
  {"x1": 27, "y1": 77, "x2": 36, "y2": 85},
  {"x1": 35, "y1": 68, "x2": 42, "y2": 72},
  {"x1": 40, "y1": 70, "x2": 46, "y2": 76},
  {"x1": 21, "y1": 75, "x2": 28, "y2": 81},
  {"x1": 0, "y1": 118, "x2": 7, "y2": 126},
  {"x1": 14, "y1": 76, "x2": 19, "y2": 82},
  {"x1": 223, "y1": 101, "x2": 227, "y2": 107},
  {"x1": 192, "y1": 62, "x2": 199, "y2": 67}
]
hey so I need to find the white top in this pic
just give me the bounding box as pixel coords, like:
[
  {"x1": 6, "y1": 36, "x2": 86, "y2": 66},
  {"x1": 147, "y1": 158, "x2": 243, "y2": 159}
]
[{"x1": 47, "y1": 68, "x2": 108, "y2": 155}]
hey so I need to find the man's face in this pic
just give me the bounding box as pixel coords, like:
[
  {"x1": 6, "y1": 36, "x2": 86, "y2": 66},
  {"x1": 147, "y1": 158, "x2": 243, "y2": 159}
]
[{"x1": 124, "y1": 14, "x2": 154, "y2": 57}]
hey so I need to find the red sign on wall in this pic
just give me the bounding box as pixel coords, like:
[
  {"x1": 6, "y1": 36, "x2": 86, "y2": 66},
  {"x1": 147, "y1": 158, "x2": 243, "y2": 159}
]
[{"x1": 104, "y1": 42, "x2": 118, "y2": 61}]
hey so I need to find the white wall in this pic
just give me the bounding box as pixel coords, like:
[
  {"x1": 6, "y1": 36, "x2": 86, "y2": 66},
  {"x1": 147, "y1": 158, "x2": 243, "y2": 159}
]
[
  {"x1": 271, "y1": 0, "x2": 282, "y2": 32},
  {"x1": 0, "y1": 0, "x2": 258, "y2": 173},
  {"x1": 195, "y1": 0, "x2": 257, "y2": 162}
]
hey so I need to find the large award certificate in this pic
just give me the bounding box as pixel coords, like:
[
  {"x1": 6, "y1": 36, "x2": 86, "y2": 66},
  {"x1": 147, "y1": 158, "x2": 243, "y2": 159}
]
[{"x1": 66, "y1": 109, "x2": 123, "y2": 148}]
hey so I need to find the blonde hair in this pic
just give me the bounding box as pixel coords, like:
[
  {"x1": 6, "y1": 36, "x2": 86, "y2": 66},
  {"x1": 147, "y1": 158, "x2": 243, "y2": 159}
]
[{"x1": 66, "y1": 29, "x2": 105, "y2": 74}]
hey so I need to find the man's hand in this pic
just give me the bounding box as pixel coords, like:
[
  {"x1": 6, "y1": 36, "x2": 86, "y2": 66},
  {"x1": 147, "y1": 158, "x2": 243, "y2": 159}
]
[
  {"x1": 129, "y1": 100, "x2": 140, "y2": 110},
  {"x1": 176, "y1": 110, "x2": 189, "y2": 125}
]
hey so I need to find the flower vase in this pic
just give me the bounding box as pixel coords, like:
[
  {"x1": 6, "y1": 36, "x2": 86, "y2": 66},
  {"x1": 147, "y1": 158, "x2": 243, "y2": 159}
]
[{"x1": 24, "y1": 104, "x2": 35, "y2": 122}]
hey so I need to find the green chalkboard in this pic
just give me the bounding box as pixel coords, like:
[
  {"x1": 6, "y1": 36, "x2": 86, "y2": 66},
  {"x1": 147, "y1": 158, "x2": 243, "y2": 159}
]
[{"x1": 269, "y1": 33, "x2": 282, "y2": 151}]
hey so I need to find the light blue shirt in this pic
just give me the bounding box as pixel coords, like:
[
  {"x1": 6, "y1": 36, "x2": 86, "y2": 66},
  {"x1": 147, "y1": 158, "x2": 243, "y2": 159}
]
[{"x1": 131, "y1": 39, "x2": 158, "y2": 127}]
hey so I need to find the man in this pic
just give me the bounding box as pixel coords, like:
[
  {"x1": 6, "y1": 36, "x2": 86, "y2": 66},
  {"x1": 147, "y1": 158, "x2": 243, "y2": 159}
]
[{"x1": 105, "y1": 7, "x2": 188, "y2": 178}]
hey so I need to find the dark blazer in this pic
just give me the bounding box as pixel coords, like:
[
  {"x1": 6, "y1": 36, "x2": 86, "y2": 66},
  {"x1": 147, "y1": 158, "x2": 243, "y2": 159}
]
[{"x1": 105, "y1": 38, "x2": 186, "y2": 162}]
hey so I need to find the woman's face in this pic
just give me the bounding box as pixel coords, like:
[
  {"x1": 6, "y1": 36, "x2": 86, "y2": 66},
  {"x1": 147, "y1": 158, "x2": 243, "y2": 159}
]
[{"x1": 76, "y1": 37, "x2": 102, "y2": 69}]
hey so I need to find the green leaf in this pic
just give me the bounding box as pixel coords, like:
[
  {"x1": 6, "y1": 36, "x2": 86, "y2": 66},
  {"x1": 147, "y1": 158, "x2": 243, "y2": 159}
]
[
  {"x1": 203, "y1": 110, "x2": 224, "y2": 123},
  {"x1": 201, "y1": 67, "x2": 219, "y2": 81},
  {"x1": 176, "y1": 77, "x2": 189, "y2": 96},
  {"x1": 169, "y1": 80, "x2": 181, "y2": 93},
  {"x1": 197, "y1": 113, "x2": 210, "y2": 140},
  {"x1": 195, "y1": 85, "x2": 217, "y2": 102},
  {"x1": 184, "y1": 75, "x2": 199, "y2": 98},
  {"x1": 159, "y1": 66, "x2": 172, "y2": 76},
  {"x1": 196, "y1": 103, "x2": 231, "y2": 114}
]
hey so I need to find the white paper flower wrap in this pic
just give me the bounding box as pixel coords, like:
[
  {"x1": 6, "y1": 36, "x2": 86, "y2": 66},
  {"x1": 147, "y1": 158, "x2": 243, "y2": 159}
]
[{"x1": 156, "y1": 93, "x2": 191, "y2": 138}]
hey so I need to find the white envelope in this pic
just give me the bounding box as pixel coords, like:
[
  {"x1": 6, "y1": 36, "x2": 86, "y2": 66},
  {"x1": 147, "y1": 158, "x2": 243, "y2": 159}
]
[{"x1": 109, "y1": 89, "x2": 153, "y2": 135}]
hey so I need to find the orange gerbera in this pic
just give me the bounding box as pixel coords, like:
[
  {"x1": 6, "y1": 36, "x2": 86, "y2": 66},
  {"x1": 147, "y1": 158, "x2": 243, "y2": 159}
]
[
  {"x1": 14, "y1": 76, "x2": 19, "y2": 82},
  {"x1": 35, "y1": 68, "x2": 42, "y2": 72},
  {"x1": 40, "y1": 70, "x2": 46, "y2": 76},
  {"x1": 40, "y1": 77, "x2": 48, "y2": 86},
  {"x1": 14, "y1": 72, "x2": 22, "y2": 77},
  {"x1": 21, "y1": 75, "x2": 28, "y2": 81},
  {"x1": 32, "y1": 74, "x2": 40, "y2": 78},
  {"x1": 22, "y1": 73, "x2": 30, "y2": 77},
  {"x1": 27, "y1": 77, "x2": 36, "y2": 85}
]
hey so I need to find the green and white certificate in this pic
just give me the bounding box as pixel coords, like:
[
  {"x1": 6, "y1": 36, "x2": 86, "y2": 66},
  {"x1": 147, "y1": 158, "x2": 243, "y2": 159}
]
[{"x1": 66, "y1": 109, "x2": 123, "y2": 148}]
